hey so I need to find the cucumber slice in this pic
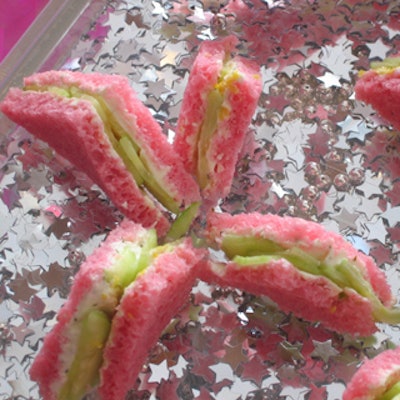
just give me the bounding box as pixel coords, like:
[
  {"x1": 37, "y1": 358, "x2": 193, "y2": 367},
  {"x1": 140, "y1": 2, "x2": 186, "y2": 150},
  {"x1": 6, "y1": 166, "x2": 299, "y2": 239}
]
[
  {"x1": 333, "y1": 260, "x2": 400, "y2": 324},
  {"x1": 371, "y1": 57, "x2": 400, "y2": 73},
  {"x1": 232, "y1": 249, "x2": 321, "y2": 276},
  {"x1": 117, "y1": 136, "x2": 181, "y2": 213},
  {"x1": 59, "y1": 310, "x2": 111, "y2": 400},
  {"x1": 221, "y1": 234, "x2": 285, "y2": 259},
  {"x1": 281, "y1": 247, "x2": 322, "y2": 276},
  {"x1": 223, "y1": 234, "x2": 400, "y2": 325},
  {"x1": 136, "y1": 152, "x2": 181, "y2": 214},
  {"x1": 166, "y1": 202, "x2": 200, "y2": 241},
  {"x1": 233, "y1": 254, "x2": 281, "y2": 266},
  {"x1": 26, "y1": 84, "x2": 185, "y2": 215},
  {"x1": 379, "y1": 381, "x2": 400, "y2": 400},
  {"x1": 46, "y1": 86, "x2": 71, "y2": 98},
  {"x1": 104, "y1": 228, "x2": 157, "y2": 291},
  {"x1": 116, "y1": 136, "x2": 145, "y2": 186},
  {"x1": 97, "y1": 102, "x2": 181, "y2": 214},
  {"x1": 196, "y1": 60, "x2": 241, "y2": 190},
  {"x1": 197, "y1": 89, "x2": 224, "y2": 189},
  {"x1": 59, "y1": 230, "x2": 159, "y2": 399}
]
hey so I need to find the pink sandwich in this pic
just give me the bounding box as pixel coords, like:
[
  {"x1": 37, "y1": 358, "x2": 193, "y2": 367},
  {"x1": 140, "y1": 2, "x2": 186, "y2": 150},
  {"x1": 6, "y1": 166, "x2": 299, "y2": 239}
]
[
  {"x1": 343, "y1": 346, "x2": 400, "y2": 400},
  {"x1": 30, "y1": 220, "x2": 206, "y2": 400},
  {"x1": 200, "y1": 211, "x2": 400, "y2": 336},
  {"x1": 0, "y1": 70, "x2": 201, "y2": 236},
  {"x1": 355, "y1": 57, "x2": 400, "y2": 131},
  {"x1": 174, "y1": 36, "x2": 262, "y2": 207}
]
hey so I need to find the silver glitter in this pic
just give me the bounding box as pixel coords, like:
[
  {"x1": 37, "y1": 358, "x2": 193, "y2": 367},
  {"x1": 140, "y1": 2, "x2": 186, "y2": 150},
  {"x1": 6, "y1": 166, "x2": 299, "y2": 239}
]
[{"x1": 2, "y1": 0, "x2": 400, "y2": 399}]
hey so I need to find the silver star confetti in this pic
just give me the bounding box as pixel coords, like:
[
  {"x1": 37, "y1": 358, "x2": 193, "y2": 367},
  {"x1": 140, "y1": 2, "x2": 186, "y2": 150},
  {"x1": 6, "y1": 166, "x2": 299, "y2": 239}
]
[{"x1": 2, "y1": 0, "x2": 400, "y2": 399}]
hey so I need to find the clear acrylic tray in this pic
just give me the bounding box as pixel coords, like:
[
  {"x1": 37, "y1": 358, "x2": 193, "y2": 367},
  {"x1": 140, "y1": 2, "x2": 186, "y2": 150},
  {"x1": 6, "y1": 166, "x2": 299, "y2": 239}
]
[{"x1": 1, "y1": 0, "x2": 400, "y2": 399}]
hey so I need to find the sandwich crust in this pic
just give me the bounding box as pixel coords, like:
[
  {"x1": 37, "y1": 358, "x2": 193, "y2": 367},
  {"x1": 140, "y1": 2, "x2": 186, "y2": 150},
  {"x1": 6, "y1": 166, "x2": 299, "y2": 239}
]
[
  {"x1": 29, "y1": 220, "x2": 206, "y2": 400},
  {"x1": 343, "y1": 346, "x2": 400, "y2": 400},
  {"x1": 174, "y1": 36, "x2": 262, "y2": 206},
  {"x1": 99, "y1": 237, "x2": 206, "y2": 399},
  {"x1": 29, "y1": 220, "x2": 149, "y2": 400},
  {"x1": 1, "y1": 71, "x2": 201, "y2": 236},
  {"x1": 201, "y1": 211, "x2": 396, "y2": 336},
  {"x1": 355, "y1": 67, "x2": 400, "y2": 131}
]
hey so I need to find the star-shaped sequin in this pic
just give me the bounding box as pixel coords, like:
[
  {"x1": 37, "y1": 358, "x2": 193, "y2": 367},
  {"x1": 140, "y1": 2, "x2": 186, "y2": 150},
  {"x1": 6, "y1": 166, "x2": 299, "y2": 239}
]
[
  {"x1": 240, "y1": 355, "x2": 270, "y2": 386},
  {"x1": 221, "y1": 342, "x2": 249, "y2": 371},
  {"x1": 388, "y1": 226, "x2": 400, "y2": 243},
  {"x1": 160, "y1": 50, "x2": 179, "y2": 67},
  {"x1": 159, "y1": 21, "x2": 181, "y2": 40},
  {"x1": 284, "y1": 167, "x2": 308, "y2": 196},
  {"x1": 216, "y1": 379, "x2": 258, "y2": 400},
  {"x1": 382, "y1": 25, "x2": 400, "y2": 41},
  {"x1": 151, "y1": 1, "x2": 169, "y2": 19},
  {"x1": 40, "y1": 262, "x2": 71, "y2": 296},
  {"x1": 367, "y1": 38, "x2": 391, "y2": 60},
  {"x1": 277, "y1": 341, "x2": 305, "y2": 365},
  {"x1": 318, "y1": 72, "x2": 341, "y2": 88},
  {"x1": 370, "y1": 243, "x2": 394, "y2": 265},
  {"x1": 304, "y1": 383, "x2": 328, "y2": 400},
  {"x1": 318, "y1": 35, "x2": 358, "y2": 79},
  {"x1": 169, "y1": 355, "x2": 188, "y2": 379},
  {"x1": 18, "y1": 295, "x2": 45, "y2": 321},
  {"x1": 337, "y1": 115, "x2": 362, "y2": 134},
  {"x1": 364, "y1": 217, "x2": 388, "y2": 243},
  {"x1": 352, "y1": 100, "x2": 377, "y2": 121},
  {"x1": 144, "y1": 79, "x2": 171, "y2": 99},
  {"x1": 386, "y1": 182, "x2": 400, "y2": 206},
  {"x1": 307, "y1": 130, "x2": 331, "y2": 156},
  {"x1": 347, "y1": 121, "x2": 373, "y2": 142},
  {"x1": 148, "y1": 359, "x2": 170, "y2": 383},
  {"x1": 381, "y1": 205, "x2": 400, "y2": 227},
  {"x1": 48, "y1": 217, "x2": 71, "y2": 240},
  {"x1": 267, "y1": 94, "x2": 289, "y2": 114},
  {"x1": 358, "y1": 196, "x2": 380, "y2": 220},
  {"x1": 19, "y1": 191, "x2": 40, "y2": 214},
  {"x1": 286, "y1": 142, "x2": 305, "y2": 168},
  {"x1": 126, "y1": 11, "x2": 150, "y2": 29},
  {"x1": 9, "y1": 376, "x2": 32, "y2": 399},
  {"x1": 11, "y1": 321, "x2": 34, "y2": 345},
  {"x1": 346, "y1": 234, "x2": 370, "y2": 255},
  {"x1": 9, "y1": 275, "x2": 37, "y2": 302},
  {"x1": 1, "y1": 185, "x2": 21, "y2": 211},
  {"x1": 332, "y1": 207, "x2": 358, "y2": 231},
  {"x1": 356, "y1": 171, "x2": 383, "y2": 199},
  {"x1": 209, "y1": 362, "x2": 235, "y2": 383}
]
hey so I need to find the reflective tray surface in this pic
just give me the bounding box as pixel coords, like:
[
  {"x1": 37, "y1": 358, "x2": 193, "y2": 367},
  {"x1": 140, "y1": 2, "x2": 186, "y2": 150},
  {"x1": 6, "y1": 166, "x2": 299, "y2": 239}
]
[{"x1": 1, "y1": 0, "x2": 400, "y2": 399}]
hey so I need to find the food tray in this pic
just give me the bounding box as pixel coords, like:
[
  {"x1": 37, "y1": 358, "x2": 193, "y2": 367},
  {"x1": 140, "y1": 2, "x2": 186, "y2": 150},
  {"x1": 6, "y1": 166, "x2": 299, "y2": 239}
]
[{"x1": 1, "y1": 0, "x2": 400, "y2": 399}]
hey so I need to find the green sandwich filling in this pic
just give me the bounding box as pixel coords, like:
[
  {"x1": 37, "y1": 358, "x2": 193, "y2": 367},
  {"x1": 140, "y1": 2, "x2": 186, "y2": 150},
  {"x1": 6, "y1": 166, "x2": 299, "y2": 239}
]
[
  {"x1": 166, "y1": 201, "x2": 200, "y2": 242},
  {"x1": 379, "y1": 381, "x2": 400, "y2": 400},
  {"x1": 367, "y1": 57, "x2": 400, "y2": 75},
  {"x1": 220, "y1": 234, "x2": 400, "y2": 325},
  {"x1": 58, "y1": 229, "x2": 183, "y2": 400},
  {"x1": 25, "y1": 84, "x2": 182, "y2": 214},
  {"x1": 196, "y1": 60, "x2": 241, "y2": 189},
  {"x1": 58, "y1": 310, "x2": 111, "y2": 400}
]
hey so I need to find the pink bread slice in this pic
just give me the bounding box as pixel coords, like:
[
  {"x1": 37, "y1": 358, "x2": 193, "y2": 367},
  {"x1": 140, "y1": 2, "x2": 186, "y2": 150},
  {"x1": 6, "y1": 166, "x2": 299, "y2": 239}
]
[
  {"x1": 201, "y1": 212, "x2": 397, "y2": 336},
  {"x1": 174, "y1": 36, "x2": 262, "y2": 206},
  {"x1": 30, "y1": 220, "x2": 206, "y2": 400},
  {"x1": 98, "y1": 237, "x2": 205, "y2": 400},
  {"x1": 343, "y1": 346, "x2": 400, "y2": 400},
  {"x1": 29, "y1": 220, "x2": 150, "y2": 400},
  {"x1": 355, "y1": 61, "x2": 400, "y2": 131},
  {"x1": 0, "y1": 71, "x2": 201, "y2": 236}
]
